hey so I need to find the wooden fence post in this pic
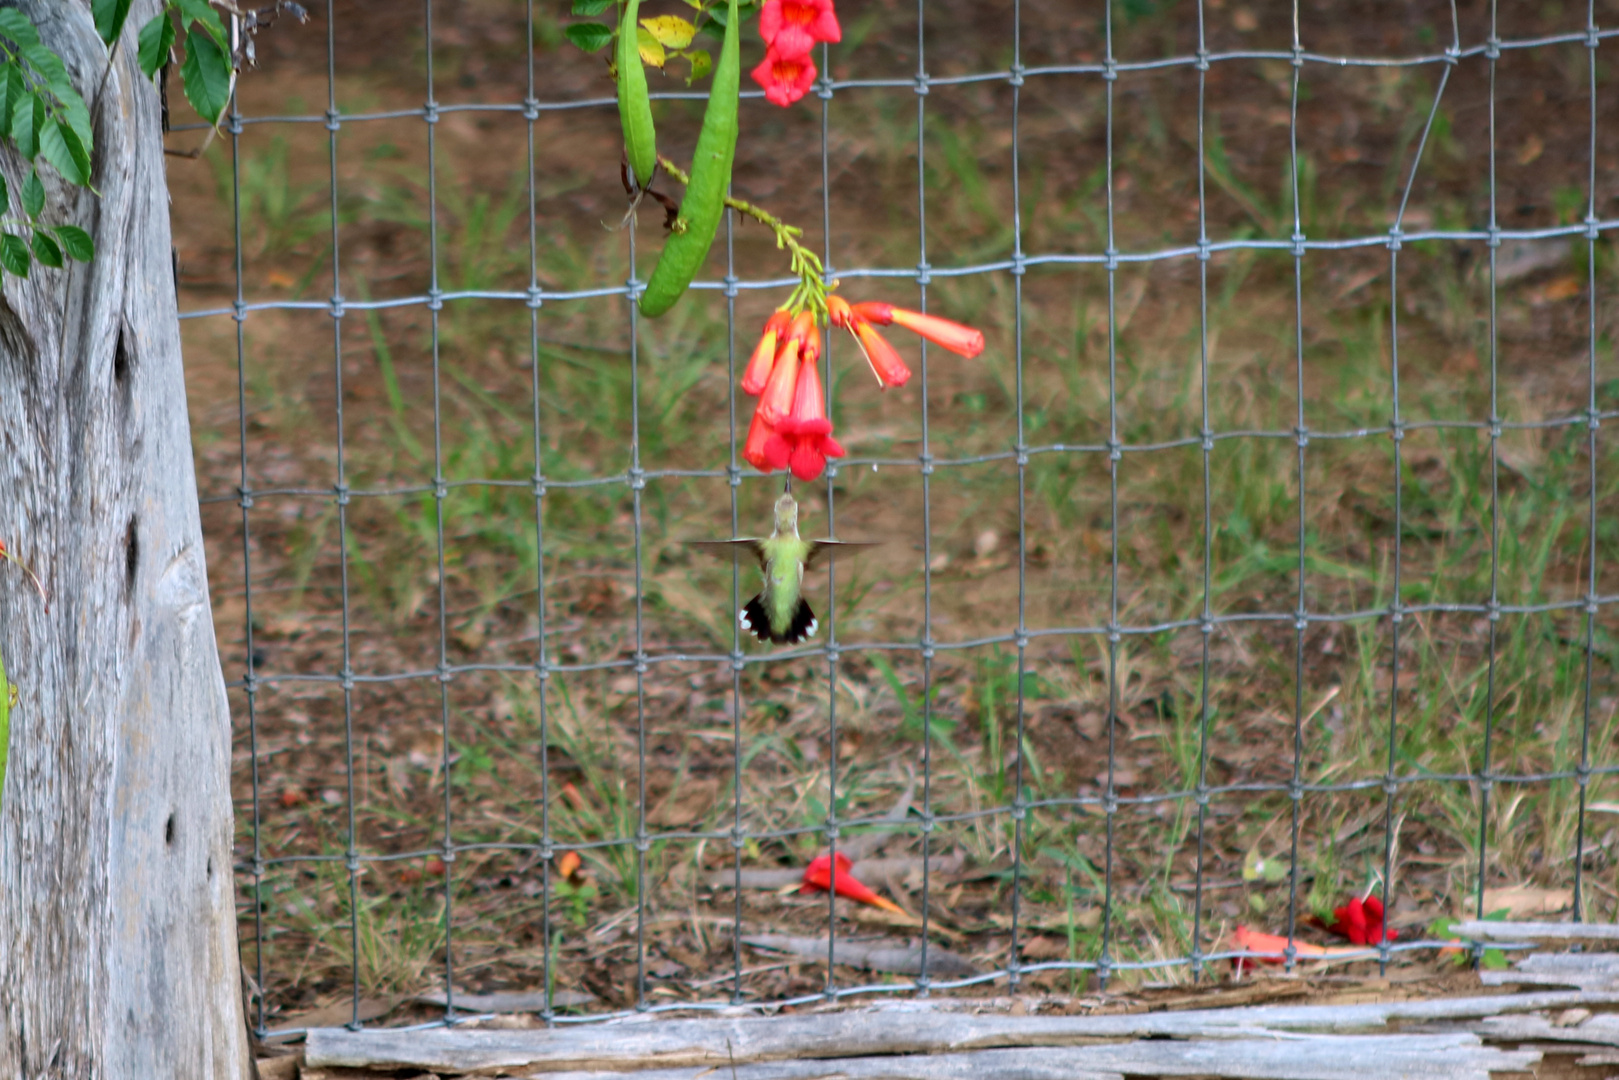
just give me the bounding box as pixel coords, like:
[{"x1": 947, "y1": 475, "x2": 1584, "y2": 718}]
[{"x1": 0, "y1": 2, "x2": 250, "y2": 1076}]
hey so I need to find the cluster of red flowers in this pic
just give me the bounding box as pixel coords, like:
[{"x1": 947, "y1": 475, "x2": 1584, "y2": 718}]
[
  {"x1": 1326, "y1": 894, "x2": 1396, "y2": 946},
  {"x1": 751, "y1": 0, "x2": 840, "y2": 107},
  {"x1": 741, "y1": 298, "x2": 985, "y2": 482},
  {"x1": 741, "y1": 311, "x2": 845, "y2": 482}
]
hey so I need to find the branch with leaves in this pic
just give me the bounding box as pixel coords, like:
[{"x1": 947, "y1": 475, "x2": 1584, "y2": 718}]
[{"x1": 0, "y1": 1, "x2": 305, "y2": 280}]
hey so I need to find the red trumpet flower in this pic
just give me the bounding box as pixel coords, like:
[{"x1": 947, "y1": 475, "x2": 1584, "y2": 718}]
[
  {"x1": 854, "y1": 301, "x2": 985, "y2": 359},
  {"x1": 778, "y1": 348, "x2": 844, "y2": 481},
  {"x1": 801, "y1": 851, "x2": 904, "y2": 914},
  {"x1": 743, "y1": 403, "x2": 790, "y2": 473},
  {"x1": 828, "y1": 295, "x2": 910, "y2": 388},
  {"x1": 743, "y1": 310, "x2": 794, "y2": 396},
  {"x1": 1326, "y1": 894, "x2": 1396, "y2": 946},
  {"x1": 752, "y1": 45, "x2": 817, "y2": 108},
  {"x1": 756, "y1": 324, "x2": 803, "y2": 427},
  {"x1": 758, "y1": 0, "x2": 841, "y2": 58}
]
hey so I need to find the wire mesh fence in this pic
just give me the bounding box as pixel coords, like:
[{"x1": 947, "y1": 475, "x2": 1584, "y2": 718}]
[{"x1": 177, "y1": 0, "x2": 1619, "y2": 1038}]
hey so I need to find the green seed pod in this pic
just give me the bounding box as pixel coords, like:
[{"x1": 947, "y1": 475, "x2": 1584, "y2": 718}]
[
  {"x1": 618, "y1": 0, "x2": 657, "y2": 189},
  {"x1": 637, "y1": 0, "x2": 739, "y2": 318}
]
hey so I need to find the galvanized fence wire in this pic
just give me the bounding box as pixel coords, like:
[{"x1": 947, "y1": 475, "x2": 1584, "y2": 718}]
[{"x1": 185, "y1": 0, "x2": 1619, "y2": 1039}]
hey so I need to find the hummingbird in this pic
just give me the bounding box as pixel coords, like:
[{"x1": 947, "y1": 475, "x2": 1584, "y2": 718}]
[{"x1": 690, "y1": 488, "x2": 876, "y2": 645}]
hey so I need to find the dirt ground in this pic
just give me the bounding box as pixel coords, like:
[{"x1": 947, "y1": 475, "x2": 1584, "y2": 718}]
[{"x1": 163, "y1": 0, "x2": 1619, "y2": 1028}]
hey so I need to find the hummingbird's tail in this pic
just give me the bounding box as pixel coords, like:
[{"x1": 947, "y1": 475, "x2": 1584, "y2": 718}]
[{"x1": 739, "y1": 593, "x2": 818, "y2": 645}]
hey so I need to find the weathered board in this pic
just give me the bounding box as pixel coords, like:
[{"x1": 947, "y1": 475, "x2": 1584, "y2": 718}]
[
  {"x1": 513, "y1": 1036, "x2": 1536, "y2": 1080},
  {"x1": 1479, "y1": 951, "x2": 1619, "y2": 991},
  {"x1": 1451, "y1": 920, "x2": 1619, "y2": 942},
  {"x1": 305, "y1": 990, "x2": 1617, "y2": 1075}
]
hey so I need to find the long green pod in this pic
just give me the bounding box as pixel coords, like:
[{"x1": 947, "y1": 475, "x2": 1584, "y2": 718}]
[
  {"x1": 617, "y1": 0, "x2": 657, "y2": 188},
  {"x1": 637, "y1": 0, "x2": 739, "y2": 318}
]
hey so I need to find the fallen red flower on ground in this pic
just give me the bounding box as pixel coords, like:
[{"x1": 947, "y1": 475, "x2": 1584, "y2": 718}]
[
  {"x1": 1325, "y1": 894, "x2": 1397, "y2": 945},
  {"x1": 800, "y1": 851, "x2": 904, "y2": 914}
]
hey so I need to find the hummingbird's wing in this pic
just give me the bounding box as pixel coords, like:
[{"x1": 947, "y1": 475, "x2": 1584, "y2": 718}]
[
  {"x1": 688, "y1": 539, "x2": 768, "y2": 571},
  {"x1": 804, "y1": 540, "x2": 880, "y2": 572}
]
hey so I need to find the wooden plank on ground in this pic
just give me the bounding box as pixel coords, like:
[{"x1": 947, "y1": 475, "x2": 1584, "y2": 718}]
[
  {"x1": 1479, "y1": 951, "x2": 1619, "y2": 991},
  {"x1": 305, "y1": 990, "x2": 1615, "y2": 1074},
  {"x1": 515, "y1": 1036, "x2": 1536, "y2": 1080},
  {"x1": 1471, "y1": 1011, "x2": 1619, "y2": 1048},
  {"x1": 1451, "y1": 920, "x2": 1619, "y2": 942}
]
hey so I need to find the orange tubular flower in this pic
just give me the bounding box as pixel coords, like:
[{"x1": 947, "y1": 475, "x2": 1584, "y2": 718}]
[
  {"x1": 757, "y1": 331, "x2": 802, "y2": 427},
  {"x1": 743, "y1": 403, "x2": 790, "y2": 473},
  {"x1": 751, "y1": 45, "x2": 818, "y2": 108},
  {"x1": 853, "y1": 301, "x2": 985, "y2": 359},
  {"x1": 829, "y1": 295, "x2": 911, "y2": 388},
  {"x1": 759, "y1": 0, "x2": 841, "y2": 58},
  {"x1": 742, "y1": 310, "x2": 794, "y2": 396},
  {"x1": 783, "y1": 348, "x2": 832, "y2": 437},
  {"x1": 779, "y1": 353, "x2": 844, "y2": 481}
]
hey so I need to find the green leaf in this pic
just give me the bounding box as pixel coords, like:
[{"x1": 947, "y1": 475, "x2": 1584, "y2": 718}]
[
  {"x1": 52, "y1": 224, "x2": 94, "y2": 262},
  {"x1": 12, "y1": 90, "x2": 40, "y2": 161},
  {"x1": 0, "y1": 234, "x2": 30, "y2": 277},
  {"x1": 180, "y1": 25, "x2": 231, "y2": 124},
  {"x1": 1241, "y1": 845, "x2": 1289, "y2": 884},
  {"x1": 94, "y1": 0, "x2": 135, "y2": 46},
  {"x1": 563, "y1": 21, "x2": 614, "y2": 52},
  {"x1": 635, "y1": 26, "x2": 665, "y2": 66},
  {"x1": 0, "y1": 64, "x2": 16, "y2": 141},
  {"x1": 0, "y1": 9, "x2": 42, "y2": 50},
  {"x1": 0, "y1": 175, "x2": 8, "y2": 217},
  {"x1": 30, "y1": 230, "x2": 61, "y2": 269},
  {"x1": 53, "y1": 225, "x2": 94, "y2": 262},
  {"x1": 571, "y1": 0, "x2": 614, "y2": 14},
  {"x1": 20, "y1": 169, "x2": 42, "y2": 219},
  {"x1": 639, "y1": 14, "x2": 695, "y2": 49},
  {"x1": 39, "y1": 120, "x2": 90, "y2": 187},
  {"x1": 683, "y1": 47, "x2": 711, "y2": 83},
  {"x1": 178, "y1": 0, "x2": 227, "y2": 48},
  {"x1": 137, "y1": 12, "x2": 175, "y2": 78}
]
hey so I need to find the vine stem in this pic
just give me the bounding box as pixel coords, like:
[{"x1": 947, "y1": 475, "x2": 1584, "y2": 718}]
[{"x1": 656, "y1": 153, "x2": 829, "y2": 318}]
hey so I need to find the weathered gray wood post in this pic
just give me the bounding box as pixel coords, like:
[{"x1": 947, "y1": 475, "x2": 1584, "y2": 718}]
[{"x1": 0, "y1": 2, "x2": 250, "y2": 1076}]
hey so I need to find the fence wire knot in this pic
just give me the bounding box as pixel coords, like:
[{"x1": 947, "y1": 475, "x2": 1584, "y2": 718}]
[
  {"x1": 237, "y1": 487, "x2": 255, "y2": 510},
  {"x1": 333, "y1": 482, "x2": 351, "y2": 506},
  {"x1": 526, "y1": 287, "x2": 544, "y2": 309},
  {"x1": 423, "y1": 100, "x2": 440, "y2": 124},
  {"x1": 522, "y1": 97, "x2": 541, "y2": 120},
  {"x1": 323, "y1": 108, "x2": 341, "y2": 133},
  {"x1": 328, "y1": 294, "x2": 346, "y2": 320}
]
